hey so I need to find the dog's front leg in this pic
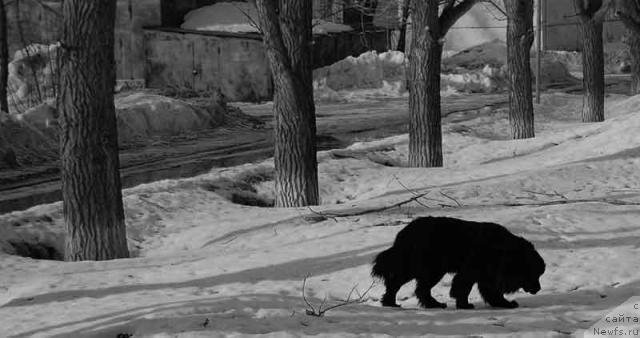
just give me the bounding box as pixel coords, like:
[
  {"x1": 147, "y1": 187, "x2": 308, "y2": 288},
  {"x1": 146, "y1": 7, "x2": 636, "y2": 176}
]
[{"x1": 478, "y1": 283, "x2": 519, "y2": 308}]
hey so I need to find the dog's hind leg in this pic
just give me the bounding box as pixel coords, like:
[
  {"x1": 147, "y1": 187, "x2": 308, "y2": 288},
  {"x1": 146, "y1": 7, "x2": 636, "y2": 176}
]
[
  {"x1": 450, "y1": 273, "x2": 475, "y2": 309},
  {"x1": 381, "y1": 276, "x2": 406, "y2": 307},
  {"x1": 415, "y1": 271, "x2": 447, "y2": 309},
  {"x1": 478, "y1": 283, "x2": 518, "y2": 309}
]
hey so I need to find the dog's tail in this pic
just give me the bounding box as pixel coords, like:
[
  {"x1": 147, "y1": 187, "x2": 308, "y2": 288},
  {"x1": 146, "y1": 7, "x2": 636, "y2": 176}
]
[{"x1": 371, "y1": 246, "x2": 400, "y2": 279}]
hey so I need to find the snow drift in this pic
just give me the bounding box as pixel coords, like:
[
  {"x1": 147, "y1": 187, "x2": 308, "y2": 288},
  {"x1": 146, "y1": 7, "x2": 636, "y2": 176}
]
[
  {"x1": 313, "y1": 40, "x2": 579, "y2": 101},
  {"x1": 115, "y1": 93, "x2": 227, "y2": 144},
  {"x1": 181, "y1": 2, "x2": 352, "y2": 35},
  {"x1": 0, "y1": 93, "x2": 262, "y2": 168}
]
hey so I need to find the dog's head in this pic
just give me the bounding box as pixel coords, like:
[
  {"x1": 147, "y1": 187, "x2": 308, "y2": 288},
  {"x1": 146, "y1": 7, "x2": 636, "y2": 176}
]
[
  {"x1": 519, "y1": 240, "x2": 545, "y2": 294},
  {"x1": 496, "y1": 236, "x2": 545, "y2": 295}
]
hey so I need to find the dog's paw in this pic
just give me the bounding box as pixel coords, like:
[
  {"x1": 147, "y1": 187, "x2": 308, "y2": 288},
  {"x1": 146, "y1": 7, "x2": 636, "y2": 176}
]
[
  {"x1": 420, "y1": 300, "x2": 447, "y2": 309},
  {"x1": 456, "y1": 302, "x2": 475, "y2": 310},
  {"x1": 381, "y1": 301, "x2": 401, "y2": 308},
  {"x1": 493, "y1": 300, "x2": 519, "y2": 309}
]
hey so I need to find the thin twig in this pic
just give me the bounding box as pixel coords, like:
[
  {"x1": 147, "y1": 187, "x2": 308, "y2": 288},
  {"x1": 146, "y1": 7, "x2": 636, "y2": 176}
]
[
  {"x1": 439, "y1": 191, "x2": 462, "y2": 207},
  {"x1": 307, "y1": 206, "x2": 338, "y2": 222},
  {"x1": 319, "y1": 281, "x2": 375, "y2": 314},
  {"x1": 392, "y1": 175, "x2": 432, "y2": 208},
  {"x1": 302, "y1": 275, "x2": 317, "y2": 315},
  {"x1": 323, "y1": 192, "x2": 431, "y2": 218},
  {"x1": 302, "y1": 275, "x2": 376, "y2": 317}
]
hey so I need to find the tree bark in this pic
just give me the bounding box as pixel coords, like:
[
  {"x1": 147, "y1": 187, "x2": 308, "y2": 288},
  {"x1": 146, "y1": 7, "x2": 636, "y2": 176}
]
[
  {"x1": 255, "y1": 0, "x2": 319, "y2": 207},
  {"x1": 504, "y1": 0, "x2": 535, "y2": 139},
  {"x1": 579, "y1": 18, "x2": 605, "y2": 122},
  {"x1": 0, "y1": 0, "x2": 8, "y2": 115},
  {"x1": 627, "y1": 29, "x2": 640, "y2": 95},
  {"x1": 408, "y1": 0, "x2": 443, "y2": 167},
  {"x1": 613, "y1": 0, "x2": 640, "y2": 94},
  {"x1": 58, "y1": 0, "x2": 129, "y2": 261}
]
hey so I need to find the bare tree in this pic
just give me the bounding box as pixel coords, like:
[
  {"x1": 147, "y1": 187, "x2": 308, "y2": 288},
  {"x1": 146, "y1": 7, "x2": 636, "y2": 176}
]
[
  {"x1": 0, "y1": 0, "x2": 8, "y2": 115},
  {"x1": 574, "y1": 0, "x2": 612, "y2": 122},
  {"x1": 504, "y1": 0, "x2": 534, "y2": 139},
  {"x1": 407, "y1": 0, "x2": 479, "y2": 167},
  {"x1": 252, "y1": 0, "x2": 319, "y2": 207},
  {"x1": 58, "y1": 0, "x2": 129, "y2": 260},
  {"x1": 613, "y1": 0, "x2": 640, "y2": 94}
]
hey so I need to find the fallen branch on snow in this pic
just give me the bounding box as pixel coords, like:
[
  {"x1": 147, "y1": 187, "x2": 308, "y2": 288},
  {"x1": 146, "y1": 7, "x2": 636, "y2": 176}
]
[{"x1": 302, "y1": 275, "x2": 375, "y2": 317}]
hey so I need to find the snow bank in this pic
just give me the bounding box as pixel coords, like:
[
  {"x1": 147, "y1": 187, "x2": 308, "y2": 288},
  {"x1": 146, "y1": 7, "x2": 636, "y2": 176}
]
[
  {"x1": 12, "y1": 93, "x2": 229, "y2": 146},
  {"x1": 0, "y1": 93, "x2": 254, "y2": 169},
  {"x1": 181, "y1": 2, "x2": 352, "y2": 35},
  {"x1": 314, "y1": 40, "x2": 579, "y2": 102},
  {"x1": 312, "y1": 19, "x2": 353, "y2": 35},
  {"x1": 530, "y1": 42, "x2": 631, "y2": 75},
  {"x1": 443, "y1": 40, "x2": 579, "y2": 91},
  {"x1": 7, "y1": 43, "x2": 60, "y2": 113},
  {"x1": 443, "y1": 39, "x2": 507, "y2": 70},
  {"x1": 115, "y1": 93, "x2": 226, "y2": 144},
  {"x1": 181, "y1": 2, "x2": 260, "y2": 33},
  {"x1": 313, "y1": 50, "x2": 408, "y2": 101}
]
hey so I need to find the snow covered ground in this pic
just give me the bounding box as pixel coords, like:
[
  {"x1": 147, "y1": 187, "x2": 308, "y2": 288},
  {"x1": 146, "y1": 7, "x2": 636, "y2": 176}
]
[{"x1": 1, "y1": 91, "x2": 640, "y2": 337}]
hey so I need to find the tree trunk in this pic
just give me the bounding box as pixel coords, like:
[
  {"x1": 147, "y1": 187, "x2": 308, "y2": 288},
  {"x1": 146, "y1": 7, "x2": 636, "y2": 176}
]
[
  {"x1": 504, "y1": 0, "x2": 535, "y2": 139},
  {"x1": 396, "y1": 0, "x2": 411, "y2": 52},
  {"x1": 579, "y1": 18, "x2": 605, "y2": 122},
  {"x1": 0, "y1": 0, "x2": 8, "y2": 115},
  {"x1": 629, "y1": 30, "x2": 640, "y2": 95},
  {"x1": 255, "y1": 0, "x2": 319, "y2": 207},
  {"x1": 58, "y1": 0, "x2": 129, "y2": 261},
  {"x1": 408, "y1": 0, "x2": 443, "y2": 167}
]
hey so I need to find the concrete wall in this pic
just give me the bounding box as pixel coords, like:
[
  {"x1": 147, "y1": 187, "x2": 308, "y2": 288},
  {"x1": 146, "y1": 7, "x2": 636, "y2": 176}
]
[
  {"x1": 144, "y1": 28, "x2": 390, "y2": 101},
  {"x1": 544, "y1": 0, "x2": 626, "y2": 51},
  {"x1": 6, "y1": 0, "x2": 160, "y2": 80},
  {"x1": 144, "y1": 28, "x2": 273, "y2": 102},
  {"x1": 115, "y1": 0, "x2": 162, "y2": 80}
]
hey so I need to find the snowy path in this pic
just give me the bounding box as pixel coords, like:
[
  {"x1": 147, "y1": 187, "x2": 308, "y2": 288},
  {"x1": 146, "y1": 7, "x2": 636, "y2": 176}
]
[{"x1": 0, "y1": 94, "x2": 507, "y2": 214}]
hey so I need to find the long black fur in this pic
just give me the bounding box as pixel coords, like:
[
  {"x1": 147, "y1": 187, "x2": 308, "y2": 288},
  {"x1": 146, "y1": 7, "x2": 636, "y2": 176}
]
[{"x1": 371, "y1": 216, "x2": 545, "y2": 309}]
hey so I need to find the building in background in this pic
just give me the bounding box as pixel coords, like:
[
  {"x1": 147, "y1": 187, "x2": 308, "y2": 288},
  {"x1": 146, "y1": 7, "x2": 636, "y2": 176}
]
[
  {"x1": 4, "y1": 0, "x2": 626, "y2": 102},
  {"x1": 374, "y1": 0, "x2": 625, "y2": 52}
]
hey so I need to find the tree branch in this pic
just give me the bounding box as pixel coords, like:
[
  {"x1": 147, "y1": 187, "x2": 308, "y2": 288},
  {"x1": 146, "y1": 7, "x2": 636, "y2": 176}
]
[
  {"x1": 483, "y1": 0, "x2": 507, "y2": 18},
  {"x1": 617, "y1": 12, "x2": 640, "y2": 35},
  {"x1": 302, "y1": 275, "x2": 375, "y2": 317},
  {"x1": 440, "y1": 0, "x2": 481, "y2": 34},
  {"x1": 320, "y1": 192, "x2": 432, "y2": 218},
  {"x1": 574, "y1": 0, "x2": 613, "y2": 22},
  {"x1": 592, "y1": 0, "x2": 614, "y2": 22}
]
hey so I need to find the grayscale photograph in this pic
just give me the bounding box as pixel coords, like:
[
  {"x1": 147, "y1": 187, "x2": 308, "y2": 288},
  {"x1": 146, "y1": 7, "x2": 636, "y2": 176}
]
[{"x1": 0, "y1": 0, "x2": 639, "y2": 337}]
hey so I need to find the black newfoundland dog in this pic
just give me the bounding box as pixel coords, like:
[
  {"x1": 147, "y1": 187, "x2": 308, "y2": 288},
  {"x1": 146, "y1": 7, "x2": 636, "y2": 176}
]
[{"x1": 372, "y1": 216, "x2": 545, "y2": 309}]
